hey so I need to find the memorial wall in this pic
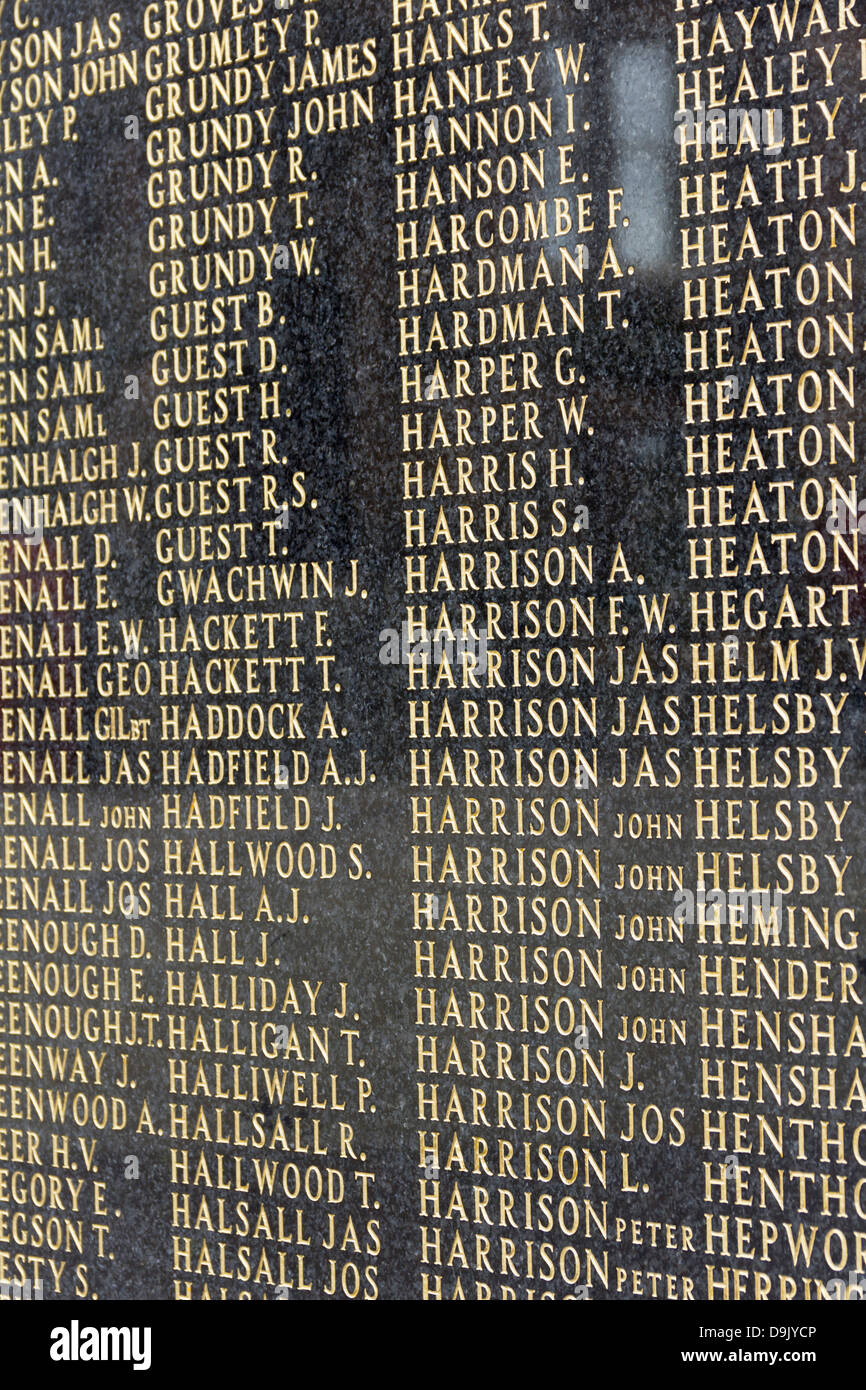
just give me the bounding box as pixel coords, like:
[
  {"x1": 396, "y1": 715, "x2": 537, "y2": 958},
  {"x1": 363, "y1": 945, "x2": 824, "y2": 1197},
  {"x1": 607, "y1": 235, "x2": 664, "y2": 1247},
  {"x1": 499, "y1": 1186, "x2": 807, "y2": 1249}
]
[{"x1": 0, "y1": 0, "x2": 865, "y2": 1308}]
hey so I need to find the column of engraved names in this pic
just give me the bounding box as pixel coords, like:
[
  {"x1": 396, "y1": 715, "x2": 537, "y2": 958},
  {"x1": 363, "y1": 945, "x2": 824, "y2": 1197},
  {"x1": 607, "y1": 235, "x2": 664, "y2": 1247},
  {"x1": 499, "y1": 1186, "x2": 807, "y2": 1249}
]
[
  {"x1": 144, "y1": 0, "x2": 382, "y2": 1300},
  {"x1": 393, "y1": 0, "x2": 640, "y2": 1298},
  {"x1": 0, "y1": 2, "x2": 153, "y2": 1302},
  {"x1": 676, "y1": 0, "x2": 866, "y2": 1300}
]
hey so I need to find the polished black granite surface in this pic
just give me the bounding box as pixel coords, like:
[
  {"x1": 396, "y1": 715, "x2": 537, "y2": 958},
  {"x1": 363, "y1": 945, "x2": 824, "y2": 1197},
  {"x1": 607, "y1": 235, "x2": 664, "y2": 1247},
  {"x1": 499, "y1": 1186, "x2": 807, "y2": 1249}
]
[{"x1": 0, "y1": 0, "x2": 864, "y2": 1303}]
